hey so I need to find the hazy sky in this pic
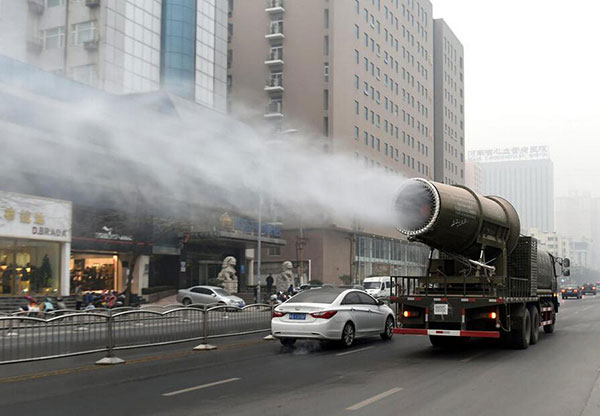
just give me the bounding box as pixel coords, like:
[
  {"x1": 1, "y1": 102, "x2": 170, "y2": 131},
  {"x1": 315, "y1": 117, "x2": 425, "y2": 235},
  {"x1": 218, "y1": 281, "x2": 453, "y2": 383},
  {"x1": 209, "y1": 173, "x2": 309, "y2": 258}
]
[{"x1": 431, "y1": 0, "x2": 600, "y2": 197}]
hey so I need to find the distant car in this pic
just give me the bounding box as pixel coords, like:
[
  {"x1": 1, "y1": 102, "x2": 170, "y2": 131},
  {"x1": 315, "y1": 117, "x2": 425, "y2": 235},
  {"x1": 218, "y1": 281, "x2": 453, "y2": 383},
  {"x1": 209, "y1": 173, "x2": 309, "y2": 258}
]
[
  {"x1": 581, "y1": 283, "x2": 597, "y2": 295},
  {"x1": 271, "y1": 287, "x2": 395, "y2": 347},
  {"x1": 561, "y1": 284, "x2": 582, "y2": 299},
  {"x1": 176, "y1": 286, "x2": 245, "y2": 307}
]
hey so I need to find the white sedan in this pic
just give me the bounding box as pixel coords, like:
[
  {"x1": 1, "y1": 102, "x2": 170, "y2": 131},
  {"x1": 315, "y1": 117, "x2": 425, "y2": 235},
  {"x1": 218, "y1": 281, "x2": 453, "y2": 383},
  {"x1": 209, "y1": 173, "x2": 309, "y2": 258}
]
[{"x1": 271, "y1": 288, "x2": 395, "y2": 347}]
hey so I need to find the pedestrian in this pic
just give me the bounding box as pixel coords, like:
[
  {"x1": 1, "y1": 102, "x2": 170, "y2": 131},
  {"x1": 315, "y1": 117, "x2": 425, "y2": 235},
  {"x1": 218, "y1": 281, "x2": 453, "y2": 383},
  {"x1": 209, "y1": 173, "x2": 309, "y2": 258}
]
[
  {"x1": 56, "y1": 297, "x2": 67, "y2": 310},
  {"x1": 266, "y1": 274, "x2": 274, "y2": 294},
  {"x1": 75, "y1": 284, "x2": 83, "y2": 310}
]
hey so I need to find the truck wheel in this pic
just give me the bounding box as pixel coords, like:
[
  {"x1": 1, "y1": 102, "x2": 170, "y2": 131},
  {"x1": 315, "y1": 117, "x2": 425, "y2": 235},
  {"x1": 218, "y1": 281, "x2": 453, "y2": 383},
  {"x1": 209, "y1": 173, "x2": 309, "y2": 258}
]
[
  {"x1": 429, "y1": 336, "x2": 469, "y2": 349},
  {"x1": 528, "y1": 305, "x2": 540, "y2": 345},
  {"x1": 511, "y1": 309, "x2": 531, "y2": 349},
  {"x1": 543, "y1": 314, "x2": 556, "y2": 334}
]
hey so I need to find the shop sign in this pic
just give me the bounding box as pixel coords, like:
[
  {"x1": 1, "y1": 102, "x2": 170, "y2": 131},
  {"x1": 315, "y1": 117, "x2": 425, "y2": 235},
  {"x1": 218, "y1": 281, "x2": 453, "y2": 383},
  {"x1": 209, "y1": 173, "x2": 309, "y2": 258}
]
[
  {"x1": 94, "y1": 225, "x2": 134, "y2": 241},
  {"x1": 0, "y1": 191, "x2": 71, "y2": 242}
]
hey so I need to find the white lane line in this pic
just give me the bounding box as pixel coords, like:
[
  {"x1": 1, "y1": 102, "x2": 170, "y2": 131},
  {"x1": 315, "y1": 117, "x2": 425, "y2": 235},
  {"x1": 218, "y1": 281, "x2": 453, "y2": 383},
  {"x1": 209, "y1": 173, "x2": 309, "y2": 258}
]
[
  {"x1": 336, "y1": 346, "x2": 375, "y2": 356},
  {"x1": 460, "y1": 351, "x2": 486, "y2": 363},
  {"x1": 163, "y1": 378, "x2": 241, "y2": 397},
  {"x1": 346, "y1": 387, "x2": 404, "y2": 411}
]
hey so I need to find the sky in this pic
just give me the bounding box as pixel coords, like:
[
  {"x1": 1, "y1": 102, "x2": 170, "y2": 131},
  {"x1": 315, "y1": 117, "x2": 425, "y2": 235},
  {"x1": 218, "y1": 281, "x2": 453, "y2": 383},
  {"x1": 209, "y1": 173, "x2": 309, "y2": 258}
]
[{"x1": 431, "y1": 0, "x2": 600, "y2": 197}]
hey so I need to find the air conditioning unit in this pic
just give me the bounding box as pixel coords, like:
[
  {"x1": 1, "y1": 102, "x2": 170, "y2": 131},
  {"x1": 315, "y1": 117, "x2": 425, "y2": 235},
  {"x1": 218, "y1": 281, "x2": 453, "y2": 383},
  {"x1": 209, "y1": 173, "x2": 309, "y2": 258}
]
[
  {"x1": 85, "y1": 0, "x2": 100, "y2": 8},
  {"x1": 84, "y1": 38, "x2": 100, "y2": 51},
  {"x1": 27, "y1": 0, "x2": 44, "y2": 15}
]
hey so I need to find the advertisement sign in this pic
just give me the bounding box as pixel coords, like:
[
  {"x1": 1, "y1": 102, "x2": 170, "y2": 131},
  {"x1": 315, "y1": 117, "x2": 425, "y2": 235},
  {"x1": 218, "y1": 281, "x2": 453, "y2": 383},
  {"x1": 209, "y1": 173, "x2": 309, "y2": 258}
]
[{"x1": 0, "y1": 191, "x2": 72, "y2": 242}]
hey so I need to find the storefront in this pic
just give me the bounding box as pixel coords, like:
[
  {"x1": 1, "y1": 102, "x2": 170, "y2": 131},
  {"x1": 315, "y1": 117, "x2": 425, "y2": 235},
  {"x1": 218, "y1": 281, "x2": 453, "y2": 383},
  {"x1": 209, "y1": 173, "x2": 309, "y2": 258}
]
[
  {"x1": 0, "y1": 191, "x2": 72, "y2": 296},
  {"x1": 71, "y1": 206, "x2": 151, "y2": 294}
]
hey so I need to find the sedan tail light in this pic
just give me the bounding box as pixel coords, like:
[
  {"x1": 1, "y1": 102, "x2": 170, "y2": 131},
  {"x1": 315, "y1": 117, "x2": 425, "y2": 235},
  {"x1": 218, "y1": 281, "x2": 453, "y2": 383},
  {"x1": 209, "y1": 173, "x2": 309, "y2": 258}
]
[
  {"x1": 561, "y1": 289, "x2": 566, "y2": 293},
  {"x1": 272, "y1": 311, "x2": 286, "y2": 318},
  {"x1": 574, "y1": 289, "x2": 579, "y2": 293},
  {"x1": 310, "y1": 310, "x2": 338, "y2": 319}
]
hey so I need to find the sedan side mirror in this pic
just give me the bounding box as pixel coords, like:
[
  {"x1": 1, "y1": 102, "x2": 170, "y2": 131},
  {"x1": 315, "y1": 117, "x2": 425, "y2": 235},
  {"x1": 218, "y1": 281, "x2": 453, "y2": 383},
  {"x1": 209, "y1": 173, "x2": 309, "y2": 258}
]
[{"x1": 377, "y1": 299, "x2": 384, "y2": 306}]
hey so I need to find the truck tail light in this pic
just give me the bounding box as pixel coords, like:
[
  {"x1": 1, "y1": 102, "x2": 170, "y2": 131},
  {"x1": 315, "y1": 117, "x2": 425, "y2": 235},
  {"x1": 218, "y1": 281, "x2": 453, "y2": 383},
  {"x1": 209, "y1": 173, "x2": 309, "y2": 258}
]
[
  {"x1": 489, "y1": 312, "x2": 497, "y2": 319},
  {"x1": 272, "y1": 311, "x2": 286, "y2": 318},
  {"x1": 403, "y1": 310, "x2": 419, "y2": 318},
  {"x1": 311, "y1": 311, "x2": 338, "y2": 319}
]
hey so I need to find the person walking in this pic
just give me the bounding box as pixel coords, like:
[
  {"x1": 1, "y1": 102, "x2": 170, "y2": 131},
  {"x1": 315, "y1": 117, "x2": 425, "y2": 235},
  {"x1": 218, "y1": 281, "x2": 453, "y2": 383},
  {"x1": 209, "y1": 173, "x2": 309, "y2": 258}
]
[
  {"x1": 266, "y1": 274, "x2": 274, "y2": 294},
  {"x1": 74, "y1": 285, "x2": 83, "y2": 310}
]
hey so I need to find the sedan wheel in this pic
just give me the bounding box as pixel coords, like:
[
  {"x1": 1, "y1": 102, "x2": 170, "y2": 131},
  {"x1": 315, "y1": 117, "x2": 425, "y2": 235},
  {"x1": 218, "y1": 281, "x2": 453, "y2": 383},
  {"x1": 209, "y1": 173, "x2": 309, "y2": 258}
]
[
  {"x1": 341, "y1": 322, "x2": 355, "y2": 348},
  {"x1": 380, "y1": 316, "x2": 394, "y2": 341},
  {"x1": 182, "y1": 298, "x2": 191, "y2": 306}
]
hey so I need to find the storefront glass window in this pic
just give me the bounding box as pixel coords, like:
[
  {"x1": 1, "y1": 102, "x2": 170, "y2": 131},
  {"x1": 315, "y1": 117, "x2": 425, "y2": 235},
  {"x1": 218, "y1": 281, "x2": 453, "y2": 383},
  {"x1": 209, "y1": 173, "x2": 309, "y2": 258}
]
[
  {"x1": 70, "y1": 254, "x2": 118, "y2": 292},
  {"x1": 0, "y1": 239, "x2": 60, "y2": 296}
]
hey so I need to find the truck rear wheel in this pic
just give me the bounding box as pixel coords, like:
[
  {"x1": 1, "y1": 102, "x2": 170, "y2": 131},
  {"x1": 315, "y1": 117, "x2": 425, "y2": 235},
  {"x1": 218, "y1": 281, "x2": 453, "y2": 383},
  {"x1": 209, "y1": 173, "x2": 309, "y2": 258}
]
[
  {"x1": 510, "y1": 309, "x2": 531, "y2": 349},
  {"x1": 528, "y1": 305, "x2": 540, "y2": 345},
  {"x1": 429, "y1": 335, "x2": 469, "y2": 349}
]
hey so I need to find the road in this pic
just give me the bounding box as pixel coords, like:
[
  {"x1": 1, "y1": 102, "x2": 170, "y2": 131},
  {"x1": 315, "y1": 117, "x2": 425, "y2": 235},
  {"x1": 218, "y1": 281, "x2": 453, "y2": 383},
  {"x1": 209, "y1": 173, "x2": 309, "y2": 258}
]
[{"x1": 1, "y1": 295, "x2": 600, "y2": 416}]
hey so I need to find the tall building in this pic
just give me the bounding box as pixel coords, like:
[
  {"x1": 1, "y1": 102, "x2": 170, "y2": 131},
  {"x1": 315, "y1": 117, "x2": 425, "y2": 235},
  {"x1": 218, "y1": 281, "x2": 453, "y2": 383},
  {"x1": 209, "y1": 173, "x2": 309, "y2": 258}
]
[
  {"x1": 228, "y1": 0, "x2": 460, "y2": 283},
  {"x1": 0, "y1": 0, "x2": 227, "y2": 110},
  {"x1": 433, "y1": 18, "x2": 464, "y2": 185},
  {"x1": 469, "y1": 146, "x2": 554, "y2": 232},
  {"x1": 465, "y1": 161, "x2": 483, "y2": 194}
]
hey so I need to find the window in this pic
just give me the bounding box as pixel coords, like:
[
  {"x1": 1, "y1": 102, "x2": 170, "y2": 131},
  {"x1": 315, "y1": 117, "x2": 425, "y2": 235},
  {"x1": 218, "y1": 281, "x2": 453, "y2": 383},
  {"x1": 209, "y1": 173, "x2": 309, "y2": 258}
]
[
  {"x1": 71, "y1": 21, "x2": 97, "y2": 45},
  {"x1": 324, "y1": 9, "x2": 329, "y2": 28},
  {"x1": 72, "y1": 64, "x2": 97, "y2": 85},
  {"x1": 364, "y1": 131, "x2": 368, "y2": 145},
  {"x1": 324, "y1": 62, "x2": 329, "y2": 82},
  {"x1": 46, "y1": 0, "x2": 65, "y2": 7},
  {"x1": 323, "y1": 117, "x2": 329, "y2": 136},
  {"x1": 41, "y1": 26, "x2": 65, "y2": 49},
  {"x1": 267, "y1": 247, "x2": 281, "y2": 256},
  {"x1": 354, "y1": 24, "x2": 360, "y2": 39},
  {"x1": 323, "y1": 89, "x2": 329, "y2": 110},
  {"x1": 354, "y1": 75, "x2": 359, "y2": 89},
  {"x1": 354, "y1": 100, "x2": 359, "y2": 115},
  {"x1": 354, "y1": 49, "x2": 359, "y2": 64},
  {"x1": 324, "y1": 35, "x2": 329, "y2": 55},
  {"x1": 342, "y1": 292, "x2": 361, "y2": 305},
  {"x1": 354, "y1": 0, "x2": 360, "y2": 13},
  {"x1": 354, "y1": 126, "x2": 359, "y2": 140}
]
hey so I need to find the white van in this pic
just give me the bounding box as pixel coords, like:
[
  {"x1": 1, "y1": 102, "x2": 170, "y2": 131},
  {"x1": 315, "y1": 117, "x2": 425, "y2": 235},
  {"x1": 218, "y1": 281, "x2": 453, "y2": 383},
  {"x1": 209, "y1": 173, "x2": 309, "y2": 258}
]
[{"x1": 362, "y1": 276, "x2": 392, "y2": 299}]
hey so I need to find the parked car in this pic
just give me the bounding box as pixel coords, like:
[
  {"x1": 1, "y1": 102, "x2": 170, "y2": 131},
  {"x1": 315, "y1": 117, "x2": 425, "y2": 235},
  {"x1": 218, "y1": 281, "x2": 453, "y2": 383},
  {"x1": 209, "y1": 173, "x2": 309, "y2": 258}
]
[
  {"x1": 581, "y1": 283, "x2": 597, "y2": 295},
  {"x1": 176, "y1": 286, "x2": 245, "y2": 307},
  {"x1": 271, "y1": 287, "x2": 395, "y2": 347},
  {"x1": 561, "y1": 284, "x2": 582, "y2": 299}
]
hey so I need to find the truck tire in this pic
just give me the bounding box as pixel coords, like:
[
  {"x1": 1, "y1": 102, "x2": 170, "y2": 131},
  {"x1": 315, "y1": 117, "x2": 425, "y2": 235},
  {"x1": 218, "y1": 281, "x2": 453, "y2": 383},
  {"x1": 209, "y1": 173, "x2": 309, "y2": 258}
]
[
  {"x1": 528, "y1": 305, "x2": 540, "y2": 345},
  {"x1": 429, "y1": 335, "x2": 469, "y2": 349},
  {"x1": 510, "y1": 309, "x2": 531, "y2": 349},
  {"x1": 543, "y1": 314, "x2": 555, "y2": 334}
]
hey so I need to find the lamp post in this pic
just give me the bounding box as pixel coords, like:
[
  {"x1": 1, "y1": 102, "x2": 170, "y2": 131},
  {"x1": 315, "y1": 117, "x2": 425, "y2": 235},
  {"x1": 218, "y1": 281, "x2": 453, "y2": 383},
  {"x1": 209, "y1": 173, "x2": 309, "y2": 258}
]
[{"x1": 256, "y1": 194, "x2": 263, "y2": 303}]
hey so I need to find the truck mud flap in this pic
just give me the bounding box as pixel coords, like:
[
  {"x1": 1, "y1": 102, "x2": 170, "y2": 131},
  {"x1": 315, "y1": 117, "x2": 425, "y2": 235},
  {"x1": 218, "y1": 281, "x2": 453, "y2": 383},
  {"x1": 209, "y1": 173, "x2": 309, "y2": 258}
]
[{"x1": 393, "y1": 328, "x2": 500, "y2": 339}]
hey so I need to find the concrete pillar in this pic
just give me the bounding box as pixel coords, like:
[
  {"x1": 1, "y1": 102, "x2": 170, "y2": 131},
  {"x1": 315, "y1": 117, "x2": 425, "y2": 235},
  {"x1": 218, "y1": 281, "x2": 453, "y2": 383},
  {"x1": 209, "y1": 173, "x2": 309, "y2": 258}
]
[{"x1": 60, "y1": 242, "x2": 71, "y2": 296}]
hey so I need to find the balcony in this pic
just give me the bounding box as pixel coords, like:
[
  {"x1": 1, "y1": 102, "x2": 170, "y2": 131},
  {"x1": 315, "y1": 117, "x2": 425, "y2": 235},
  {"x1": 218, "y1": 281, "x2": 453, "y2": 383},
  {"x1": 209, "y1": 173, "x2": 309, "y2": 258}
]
[
  {"x1": 85, "y1": 0, "x2": 100, "y2": 7},
  {"x1": 264, "y1": 76, "x2": 284, "y2": 92},
  {"x1": 265, "y1": 50, "x2": 284, "y2": 66},
  {"x1": 27, "y1": 0, "x2": 44, "y2": 15},
  {"x1": 265, "y1": 0, "x2": 285, "y2": 13},
  {"x1": 264, "y1": 101, "x2": 284, "y2": 118},
  {"x1": 265, "y1": 22, "x2": 284, "y2": 40}
]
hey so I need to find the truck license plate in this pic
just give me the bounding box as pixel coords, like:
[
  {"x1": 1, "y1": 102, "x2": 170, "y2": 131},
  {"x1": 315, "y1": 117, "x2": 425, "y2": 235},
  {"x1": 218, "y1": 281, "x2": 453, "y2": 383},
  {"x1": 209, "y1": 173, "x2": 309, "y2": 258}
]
[{"x1": 434, "y1": 304, "x2": 449, "y2": 315}]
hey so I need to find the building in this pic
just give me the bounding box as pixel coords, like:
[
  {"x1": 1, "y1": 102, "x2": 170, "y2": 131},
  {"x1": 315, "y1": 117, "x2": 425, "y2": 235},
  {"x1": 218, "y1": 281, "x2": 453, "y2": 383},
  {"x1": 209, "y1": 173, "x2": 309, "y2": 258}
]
[
  {"x1": 228, "y1": 0, "x2": 454, "y2": 283},
  {"x1": 527, "y1": 228, "x2": 569, "y2": 259},
  {"x1": 433, "y1": 18, "x2": 464, "y2": 185},
  {"x1": 465, "y1": 161, "x2": 483, "y2": 194},
  {"x1": 469, "y1": 146, "x2": 554, "y2": 233},
  {"x1": 0, "y1": 0, "x2": 227, "y2": 110}
]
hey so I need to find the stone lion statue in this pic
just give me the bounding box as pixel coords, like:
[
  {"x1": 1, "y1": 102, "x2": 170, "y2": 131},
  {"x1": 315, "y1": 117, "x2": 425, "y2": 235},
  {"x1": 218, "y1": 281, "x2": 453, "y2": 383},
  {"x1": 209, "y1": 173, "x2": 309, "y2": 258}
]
[
  {"x1": 277, "y1": 260, "x2": 294, "y2": 292},
  {"x1": 217, "y1": 256, "x2": 238, "y2": 293}
]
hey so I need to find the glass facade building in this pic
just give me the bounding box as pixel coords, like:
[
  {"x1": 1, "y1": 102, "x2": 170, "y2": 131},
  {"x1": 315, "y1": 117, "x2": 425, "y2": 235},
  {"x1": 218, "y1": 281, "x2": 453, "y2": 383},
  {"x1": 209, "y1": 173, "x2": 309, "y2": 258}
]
[{"x1": 161, "y1": 0, "x2": 197, "y2": 99}]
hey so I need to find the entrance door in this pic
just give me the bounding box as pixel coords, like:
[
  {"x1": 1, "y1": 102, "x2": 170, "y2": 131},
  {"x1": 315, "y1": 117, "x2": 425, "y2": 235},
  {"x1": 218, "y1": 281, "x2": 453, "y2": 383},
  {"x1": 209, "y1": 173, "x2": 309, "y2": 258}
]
[{"x1": 198, "y1": 261, "x2": 221, "y2": 286}]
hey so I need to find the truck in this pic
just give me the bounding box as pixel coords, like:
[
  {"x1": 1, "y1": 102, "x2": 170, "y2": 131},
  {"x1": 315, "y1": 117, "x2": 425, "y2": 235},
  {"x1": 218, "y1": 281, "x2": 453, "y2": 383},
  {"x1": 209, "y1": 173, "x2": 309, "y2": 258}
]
[{"x1": 390, "y1": 178, "x2": 569, "y2": 349}]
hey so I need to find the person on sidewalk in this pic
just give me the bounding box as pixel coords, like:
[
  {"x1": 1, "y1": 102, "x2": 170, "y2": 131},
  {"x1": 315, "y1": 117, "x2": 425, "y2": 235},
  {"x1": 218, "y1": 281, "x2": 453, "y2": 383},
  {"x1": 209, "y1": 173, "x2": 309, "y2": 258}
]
[
  {"x1": 266, "y1": 274, "x2": 274, "y2": 295},
  {"x1": 74, "y1": 285, "x2": 83, "y2": 310}
]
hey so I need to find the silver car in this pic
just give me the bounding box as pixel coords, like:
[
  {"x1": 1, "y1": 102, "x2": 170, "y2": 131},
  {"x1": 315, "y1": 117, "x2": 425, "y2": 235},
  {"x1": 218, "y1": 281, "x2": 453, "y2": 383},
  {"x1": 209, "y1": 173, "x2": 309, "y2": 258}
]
[{"x1": 176, "y1": 285, "x2": 245, "y2": 307}]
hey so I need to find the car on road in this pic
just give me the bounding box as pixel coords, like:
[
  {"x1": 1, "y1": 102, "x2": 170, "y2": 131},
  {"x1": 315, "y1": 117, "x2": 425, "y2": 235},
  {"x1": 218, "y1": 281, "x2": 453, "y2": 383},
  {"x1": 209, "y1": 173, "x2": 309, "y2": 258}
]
[
  {"x1": 581, "y1": 283, "x2": 597, "y2": 295},
  {"x1": 363, "y1": 276, "x2": 392, "y2": 299},
  {"x1": 176, "y1": 286, "x2": 245, "y2": 307},
  {"x1": 271, "y1": 287, "x2": 394, "y2": 347},
  {"x1": 561, "y1": 284, "x2": 582, "y2": 299}
]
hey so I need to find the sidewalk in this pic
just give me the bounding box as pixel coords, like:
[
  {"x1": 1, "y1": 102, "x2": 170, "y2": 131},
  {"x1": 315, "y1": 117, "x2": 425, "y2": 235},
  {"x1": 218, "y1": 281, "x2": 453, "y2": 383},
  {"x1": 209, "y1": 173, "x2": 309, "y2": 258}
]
[{"x1": 146, "y1": 294, "x2": 179, "y2": 306}]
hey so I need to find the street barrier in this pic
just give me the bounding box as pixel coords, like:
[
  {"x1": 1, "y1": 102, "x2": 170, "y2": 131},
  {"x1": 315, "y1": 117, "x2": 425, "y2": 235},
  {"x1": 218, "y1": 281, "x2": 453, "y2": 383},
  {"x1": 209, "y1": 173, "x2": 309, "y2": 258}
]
[{"x1": 0, "y1": 304, "x2": 273, "y2": 365}]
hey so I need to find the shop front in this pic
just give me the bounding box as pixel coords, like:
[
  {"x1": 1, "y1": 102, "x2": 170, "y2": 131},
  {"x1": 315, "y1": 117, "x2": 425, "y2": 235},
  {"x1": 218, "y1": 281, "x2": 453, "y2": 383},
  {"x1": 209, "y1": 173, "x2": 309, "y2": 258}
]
[
  {"x1": 0, "y1": 191, "x2": 72, "y2": 296},
  {"x1": 71, "y1": 206, "x2": 152, "y2": 294}
]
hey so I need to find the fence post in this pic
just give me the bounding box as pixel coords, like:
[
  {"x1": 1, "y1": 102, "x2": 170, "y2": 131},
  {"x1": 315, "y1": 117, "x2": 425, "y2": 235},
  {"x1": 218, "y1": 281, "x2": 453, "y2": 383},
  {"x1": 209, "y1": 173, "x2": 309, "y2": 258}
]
[
  {"x1": 263, "y1": 301, "x2": 276, "y2": 341},
  {"x1": 96, "y1": 311, "x2": 125, "y2": 365},
  {"x1": 4, "y1": 318, "x2": 19, "y2": 337},
  {"x1": 193, "y1": 307, "x2": 217, "y2": 351}
]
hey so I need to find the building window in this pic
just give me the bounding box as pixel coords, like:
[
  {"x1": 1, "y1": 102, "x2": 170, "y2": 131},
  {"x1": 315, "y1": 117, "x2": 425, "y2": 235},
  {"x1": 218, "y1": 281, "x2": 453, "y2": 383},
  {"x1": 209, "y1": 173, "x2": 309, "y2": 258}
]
[
  {"x1": 267, "y1": 247, "x2": 281, "y2": 256},
  {"x1": 324, "y1": 89, "x2": 329, "y2": 110},
  {"x1": 354, "y1": 0, "x2": 360, "y2": 13},
  {"x1": 364, "y1": 131, "x2": 368, "y2": 145},
  {"x1": 354, "y1": 75, "x2": 359, "y2": 89},
  {"x1": 71, "y1": 64, "x2": 97, "y2": 86},
  {"x1": 354, "y1": 126, "x2": 359, "y2": 140},
  {"x1": 41, "y1": 26, "x2": 65, "y2": 49},
  {"x1": 324, "y1": 9, "x2": 329, "y2": 28},
  {"x1": 354, "y1": 100, "x2": 359, "y2": 115},
  {"x1": 46, "y1": 0, "x2": 65, "y2": 7},
  {"x1": 71, "y1": 21, "x2": 97, "y2": 45},
  {"x1": 324, "y1": 35, "x2": 329, "y2": 55},
  {"x1": 355, "y1": 49, "x2": 359, "y2": 64},
  {"x1": 323, "y1": 117, "x2": 329, "y2": 137},
  {"x1": 324, "y1": 62, "x2": 329, "y2": 82},
  {"x1": 354, "y1": 24, "x2": 360, "y2": 39}
]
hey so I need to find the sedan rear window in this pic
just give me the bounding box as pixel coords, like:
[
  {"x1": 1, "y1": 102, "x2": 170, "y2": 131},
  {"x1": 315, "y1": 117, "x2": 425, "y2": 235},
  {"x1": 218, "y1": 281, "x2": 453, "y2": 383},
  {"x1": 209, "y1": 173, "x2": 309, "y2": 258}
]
[{"x1": 288, "y1": 288, "x2": 344, "y2": 304}]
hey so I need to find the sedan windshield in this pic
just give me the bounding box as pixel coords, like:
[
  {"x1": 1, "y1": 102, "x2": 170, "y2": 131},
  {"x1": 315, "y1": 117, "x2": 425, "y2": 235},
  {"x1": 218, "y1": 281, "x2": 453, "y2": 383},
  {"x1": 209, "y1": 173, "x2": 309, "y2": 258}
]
[{"x1": 288, "y1": 288, "x2": 344, "y2": 304}]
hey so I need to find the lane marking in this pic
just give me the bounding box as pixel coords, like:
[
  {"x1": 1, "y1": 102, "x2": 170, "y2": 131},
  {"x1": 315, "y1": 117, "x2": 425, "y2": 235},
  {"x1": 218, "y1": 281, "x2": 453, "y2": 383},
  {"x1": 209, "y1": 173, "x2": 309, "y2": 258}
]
[
  {"x1": 346, "y1": 387, "x2": 403, "y2": 411},
  {"x1": 336, "y1": 346, "x2": 374, "y2": 356},
  {"x1": 460, "y1": 351, "x2": 486, "y2": 363},
  {"x1": 163, "y1": 377, "x2": 241, "y2": 397}
]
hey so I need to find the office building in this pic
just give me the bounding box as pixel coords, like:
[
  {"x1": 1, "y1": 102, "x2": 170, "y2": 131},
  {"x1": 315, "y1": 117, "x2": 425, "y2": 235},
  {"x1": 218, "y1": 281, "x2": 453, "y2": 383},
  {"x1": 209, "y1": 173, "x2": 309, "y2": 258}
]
[
  {"x1": 433, "y1": 18, "x2": 464, "y2": 184},
  {"x1": 470, "y1": 146, "x2": 554, "y2": 233}
]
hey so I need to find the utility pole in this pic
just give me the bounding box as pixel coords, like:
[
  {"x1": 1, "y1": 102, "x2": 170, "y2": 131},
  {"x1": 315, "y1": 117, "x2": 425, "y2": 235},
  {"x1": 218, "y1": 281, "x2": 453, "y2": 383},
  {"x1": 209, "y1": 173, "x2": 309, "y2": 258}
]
[
  {"x1": 256, "y1": 194, "x2": 262, "y2": 303},
  {"x1": 296, "y1": 225, "x2": 307, "y2": 286}
]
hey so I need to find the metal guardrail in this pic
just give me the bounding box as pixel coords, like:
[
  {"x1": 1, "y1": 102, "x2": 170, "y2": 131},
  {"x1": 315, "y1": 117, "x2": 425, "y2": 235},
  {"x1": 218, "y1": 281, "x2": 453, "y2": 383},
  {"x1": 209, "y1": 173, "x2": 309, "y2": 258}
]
[{"x1": 0, "y1": 304, "x2": 273, "y2": 365}]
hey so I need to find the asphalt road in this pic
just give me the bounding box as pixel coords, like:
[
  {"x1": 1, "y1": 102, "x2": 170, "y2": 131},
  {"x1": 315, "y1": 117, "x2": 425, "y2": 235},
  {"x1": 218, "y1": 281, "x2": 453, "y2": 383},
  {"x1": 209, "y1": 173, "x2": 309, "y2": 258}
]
[{"x1": 1, "y1": 295, "x2": 600, "y2": 416}]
